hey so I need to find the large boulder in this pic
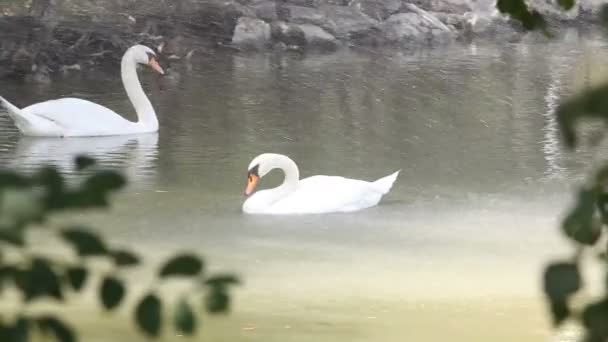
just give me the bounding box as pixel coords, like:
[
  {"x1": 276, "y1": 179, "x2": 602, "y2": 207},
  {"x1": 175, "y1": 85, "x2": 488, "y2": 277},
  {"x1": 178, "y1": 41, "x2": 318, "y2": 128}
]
[
  {"x1": 283, "y1": 0, "x2": 321, "y2": 8},
  {"x1": 349, "y1": 0, "x2": 404, "y2": 21},
  {"x1": 321, "y1": 4, "x2": 379, "y2": 40},
  {"x1": 271, "y1": 21, "x2": 338, "y2": 50},
  {"x1": 284, "y1": 5, "x2": 328, "y2": 27},
  {"x1": 433, "y1": 12, "x2": 469, "y2": 31},
  {"x1": 526, "y1": 0, "x2": 583, "y2": 22},
  {"x1": 271, "y1": 21, "x2": 307, "y2": 46},
  {"x1": 297, "y1": 23, "x2": 339, "y2": 49},
  {"x1": 460, "y1": 11, "x2": 523, "y2": 41},
  {"x1": 283, "y1": 4, "x2": 378, "y2": 41},
  {"x1": 381, "y1": 4, "x2": 453, "y2": 44},
  {"x1": 410, "y1": 0, "x2": 472, "y2": 14},
  {"x1": 252, "y1": 1, "x2": 278, "y2": 22},
  {"x1": 232, "y1": 17, "x2": 271, "y2": 49}
]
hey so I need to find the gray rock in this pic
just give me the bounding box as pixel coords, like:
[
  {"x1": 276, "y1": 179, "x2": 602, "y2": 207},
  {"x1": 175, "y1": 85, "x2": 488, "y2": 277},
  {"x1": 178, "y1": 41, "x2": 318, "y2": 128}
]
[
  {"x1": 349, "y1": 0, "x2": 404, "y2": 21},
  {"x1": 252, "y1": 1, "x2": 277, "y2": 22},
  {"x1": 285, "y1": 5, "x2": 327, "y2": 27},
  {"x1": 462, "y1": 12, "x2": 522, "y2": 41},
  {"x1": 411, "y1": 0, "x2": 472, "y2": 14},
  {"x1": 527, "y1": 0, "x2": 586, "y2": 22},
  {"x1": 232, "y1": 17, "x2": 271, "y2": 49},
  {"x1": 271, "y1": 21, "x2": 307, "y2": 46},
  {"x1": 271, "y1": 21, "x2": 338, "y2": 50},
  {"x1": 284, "y1": 0, "x2": 321, "y2": 8},
  {"x1": 284, "y1": 4, "x2": 378, "y2": 40},
  {"x1": 296, "y1": 23, "x2": 338, "y2": 49},
  {"x1": 320, "y1": 4, "x2": 379, "y2": 40},
  {"x1": 235, "y1": 0, "x2": 270, "y2": 4},
  {"x1": 324, "y1": 0, "x2": 349, "y2": 5},
  {"x1": 381, "y1": 6, "x2": 453, "y2": 44},
  {"x1": 381, "y1": 13, "x2": 422, "y2": 42},
  {"x1": 433, "y1": 12, "x2": 468, "y2": 30},
  {"x1": 404, "y1": 4, "x2": 453, "y2": 32},
  {"x1": 190, "y1": 1, "x2": 256, "y2": 44}
]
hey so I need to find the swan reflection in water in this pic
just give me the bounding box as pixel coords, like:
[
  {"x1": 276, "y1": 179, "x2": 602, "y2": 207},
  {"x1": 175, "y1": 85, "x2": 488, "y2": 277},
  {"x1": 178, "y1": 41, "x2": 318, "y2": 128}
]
[{"x1": 8, "y1": 133, "x2": 159, "y2": 188}]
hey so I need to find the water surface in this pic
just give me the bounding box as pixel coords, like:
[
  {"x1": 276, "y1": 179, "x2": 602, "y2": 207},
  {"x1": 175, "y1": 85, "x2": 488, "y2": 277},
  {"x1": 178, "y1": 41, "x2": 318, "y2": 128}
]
[{"x1": 1, "y1": 32, "x2": 607, "y2": 341}]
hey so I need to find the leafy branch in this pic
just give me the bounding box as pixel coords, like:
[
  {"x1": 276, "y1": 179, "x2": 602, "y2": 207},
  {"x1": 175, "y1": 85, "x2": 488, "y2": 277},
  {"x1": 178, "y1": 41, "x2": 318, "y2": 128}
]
[{"x1": 0, "y1": 157, "x2": 238, "y2": 341}]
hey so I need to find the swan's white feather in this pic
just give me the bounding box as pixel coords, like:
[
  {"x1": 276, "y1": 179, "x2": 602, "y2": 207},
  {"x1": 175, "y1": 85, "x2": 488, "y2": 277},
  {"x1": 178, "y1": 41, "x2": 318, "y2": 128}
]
[
  {"x1": 21, "y1": 98, "x2": 138, "y2": 136},
  {"x1": 243, "y1": 172, "x2": 399, "y2": 215},
  {"x1": 0, "y1": 45, "x2": 160, "y2": 137}
]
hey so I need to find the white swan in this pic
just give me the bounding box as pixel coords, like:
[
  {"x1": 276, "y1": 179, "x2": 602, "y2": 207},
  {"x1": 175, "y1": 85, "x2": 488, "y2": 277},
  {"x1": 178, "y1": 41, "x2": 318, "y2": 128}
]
[
  {"x1": 242, "y1": 153, "x2": 400, "y2": 214},
  {"x1": 0, "y1": 45, "x2": 164, "y2": 137}
]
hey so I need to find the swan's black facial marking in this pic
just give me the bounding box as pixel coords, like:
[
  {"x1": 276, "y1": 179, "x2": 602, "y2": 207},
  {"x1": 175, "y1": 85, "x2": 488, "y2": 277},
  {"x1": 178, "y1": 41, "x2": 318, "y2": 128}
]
[
  {"x1": 146, "y1": 52, "x2": 156, "y2": 62},
  {"x1": 248, "y1": 164, "x2": 260, "y2": 177},
  {"x1": 245, "y1": 164, "x2": 261, "y2": 196},
  {"x1": 145, "y1": 51, "x2": 165, "y2": 75}
]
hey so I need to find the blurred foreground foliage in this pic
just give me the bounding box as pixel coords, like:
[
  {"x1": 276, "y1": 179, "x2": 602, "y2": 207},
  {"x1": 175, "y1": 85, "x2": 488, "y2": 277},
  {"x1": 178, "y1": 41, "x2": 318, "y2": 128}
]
[
  {"x1": 497, "y1": 0, "x2": 608, "y2": 340},
  {"x1": 0, "y1": 156, "x2": 238, "y2": 342},
  {"x1": 502, "y1": 0, "x2": 608, "y2": 340}
]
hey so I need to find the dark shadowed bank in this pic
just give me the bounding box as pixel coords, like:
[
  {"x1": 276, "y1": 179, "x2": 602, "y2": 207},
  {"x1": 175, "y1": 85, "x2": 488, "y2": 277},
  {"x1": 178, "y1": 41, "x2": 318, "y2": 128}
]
[{"x1": 0, "y1": 0, "x2": 604, "y2": 80}]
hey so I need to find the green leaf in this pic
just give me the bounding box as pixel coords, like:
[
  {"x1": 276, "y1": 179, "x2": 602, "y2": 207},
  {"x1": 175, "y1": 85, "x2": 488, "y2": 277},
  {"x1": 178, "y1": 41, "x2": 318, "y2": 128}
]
[
  {"x1": 582, "y1": 298, "x2": 608, "y2": 339},
  {"x1": 0, "y1": 265, "x2": 17, "y2": 292},
  {"x1": 111, "y1": 249, "x2": 140, "y2": 267},
  {"x1": 14, "y1": 317, "x2": 28, "y2": 342},
  {"x1": 544, "y1": 262, "x2": 581, "y2": 300},
  {"x1": 16, "y1": 258, "x2": 63, "y2": 302},
  {"x1": 66, "y1": 267, "x2": 88, "y2": 291},
  {"x1": 601, "y1": 4, "x2": 608, "y2": 31},
  {"x1": 596, "y1": 192, "x2": 608, "y2": 224},
  {"x1": 135, "y1": 293, "x2": 162, "y2": 337},
  {"x1": 60, "y1": 171, "x2": 125, "y2": 209},
  {"x1": 0, "y1": 317, "x2": 29, "y2": 342},
  {"x1": 548, "y1": 300, "x2": 570, "y2": 326},
  {"x1": 1, "y1": 188, "x2": 44, "y2": 226},
  {"x1": 84, "y1": 171, "x2": 126, "y2": 193},
  {"x1": 100, "y1": 276, "x2": 125, "y2": 310},
  {"x1": 61, "y1": 228, "x2": 108, "y2": 256},
  {"x1": 35, "y1": 166, "x2": 63, "y2": 193},
  {"x1": 38, "y1": 316, "x2": 75, "y2": 342},
  {"x1": 562, "y1": 189, "x2": 602, "y2": 245},
  {"x1": 496, "y1": 0, "x2": 547, "y2": 31},
  {"x1": 0, "y1": 228, "x2": 24, "y2": 246},
  {"x1": 543, "y1": 262, "x2": 580, "y2": 325},
  {"x1": 557, "y1": 0, "x2": 575, "y2": 10},
  {"x1": 205, "y1": 288, "x2": 230, "y2": 314},
  {"x1": 159, "y1": 254, "x2": 203, "y2": 278},
  {"x1": 0, "y1": 171, "x2": 29, "y2": 189},
  {"x1": 582, "y1": 333, "x2": 605, "y2": 342},
  {"x1": 204, "y1": 274, "x2": 240, "y2": 287},
  {"x1": 556, "y1": 82, "x2": 608, "y2": 149},
  {"x1": 174, "y1": 298, "x2": 196, "y2": 335},
  {"x1": 74, "y1": 156, "x2": 96, "y2": 171},
  {"x1": 34, "y1": 166, "x2": 68, "y2": 211}
]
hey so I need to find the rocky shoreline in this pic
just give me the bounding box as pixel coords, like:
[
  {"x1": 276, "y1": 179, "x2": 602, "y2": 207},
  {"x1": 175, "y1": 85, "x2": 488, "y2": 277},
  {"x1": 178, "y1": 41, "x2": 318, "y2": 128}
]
[{"x1": 0, "y1": 0, "x2": 604, "y2": 80}]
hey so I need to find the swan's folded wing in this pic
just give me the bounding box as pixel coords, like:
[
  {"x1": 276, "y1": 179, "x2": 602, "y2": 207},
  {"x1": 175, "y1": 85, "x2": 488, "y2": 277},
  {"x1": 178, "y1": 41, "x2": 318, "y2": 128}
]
[
  {"x1": 24, "y1": 98, "x2": 132, "y2": 134},
  {"x1": 272, "y1": 175, "x2": 384, "y2": 214}
]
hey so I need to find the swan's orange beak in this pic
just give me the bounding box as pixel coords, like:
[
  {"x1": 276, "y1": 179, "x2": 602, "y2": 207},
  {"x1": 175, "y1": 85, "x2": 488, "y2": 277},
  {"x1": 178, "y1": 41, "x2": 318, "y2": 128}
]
[
  {"x1": 244, "y1": 174, "x2": 259, "y2": 196},
  {"x1": 148, "y1": 58, "x2": 164, "y2": 75}
]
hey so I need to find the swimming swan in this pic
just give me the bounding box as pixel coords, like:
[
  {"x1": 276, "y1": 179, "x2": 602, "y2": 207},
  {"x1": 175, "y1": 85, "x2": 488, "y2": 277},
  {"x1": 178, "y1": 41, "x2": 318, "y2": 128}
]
[
  {"x1": 0, "y1": 45, "x2": 164, "y2": 137},
  {"x1": 242, "y1": 153, "x2": 399, "y2": 214}
]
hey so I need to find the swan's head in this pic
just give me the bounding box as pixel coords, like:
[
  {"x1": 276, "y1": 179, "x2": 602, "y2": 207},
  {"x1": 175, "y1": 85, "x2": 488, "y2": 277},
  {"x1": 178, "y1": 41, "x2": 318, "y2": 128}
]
[
  {"x1": 244, "y1": 153, "x2": 283, "y2": 196},
  {"x1": 129, "y1": 45, "x2": 164, "y2": 75}
]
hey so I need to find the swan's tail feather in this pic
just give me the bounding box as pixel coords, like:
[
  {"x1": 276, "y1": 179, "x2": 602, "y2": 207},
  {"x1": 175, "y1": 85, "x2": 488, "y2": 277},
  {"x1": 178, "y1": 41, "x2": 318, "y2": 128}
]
[
  {"x1": 0, "y1": 96, "x2": 21, "y2": 115},
  {"x1": 372, "y1": 170, "x2": 400, "y2": 194},
  {"x1": 0, "y1": 95, "x2": 28, "y2": 129},
  {"x1": 0, "y1": 96, "x2": 43, "y2": 133}
]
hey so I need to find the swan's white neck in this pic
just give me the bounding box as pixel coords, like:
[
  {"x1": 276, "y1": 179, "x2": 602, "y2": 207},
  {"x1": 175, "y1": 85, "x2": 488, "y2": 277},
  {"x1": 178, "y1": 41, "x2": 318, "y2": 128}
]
[
  {"x1": 272, "y1": 155, "x2": 300, "y2": 197},
  {"x1": 121, "y1": 51, "x2": 158, "y2": 131}
]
